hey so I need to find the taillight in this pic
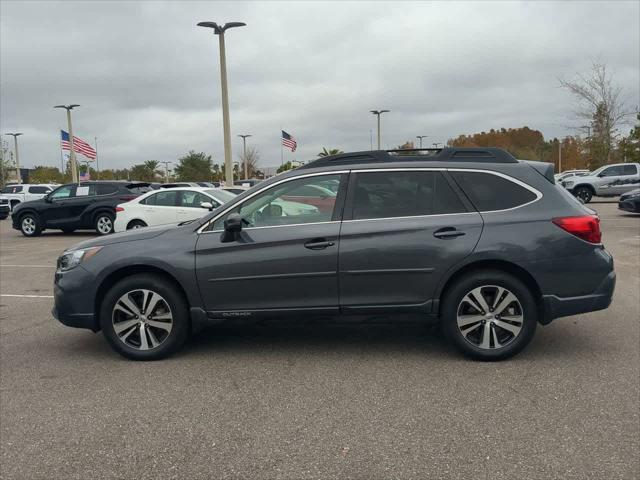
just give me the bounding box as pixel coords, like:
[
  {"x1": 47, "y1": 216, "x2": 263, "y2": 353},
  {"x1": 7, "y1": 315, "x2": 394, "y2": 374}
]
[
  {"x1": 118, "y1": 195, "x2": 137, "y2": 202},
  {"x1": 115, "y1": 206, "x2": 125, "y2": 213},
  {"x1": 552, "y1": 215, "x2": 601, "y2": 244}
]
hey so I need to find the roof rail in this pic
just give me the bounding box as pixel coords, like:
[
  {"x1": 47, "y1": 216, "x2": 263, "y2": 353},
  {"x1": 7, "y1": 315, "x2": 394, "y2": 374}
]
[{"x1": 299, "y1": 147, "x2": 518, "y2": 169}]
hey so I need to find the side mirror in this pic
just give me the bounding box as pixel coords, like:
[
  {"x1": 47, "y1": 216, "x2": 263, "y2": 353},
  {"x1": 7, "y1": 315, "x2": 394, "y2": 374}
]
[
  {"x1": 224, "y1": 213, "x2": 244, "y2": 233},
  {"x1": 44, "y1": 195, "x2": 53, "y2": 203},
  {"x1": 200, "y1": 201, "x2": 214, "y2": 211}
]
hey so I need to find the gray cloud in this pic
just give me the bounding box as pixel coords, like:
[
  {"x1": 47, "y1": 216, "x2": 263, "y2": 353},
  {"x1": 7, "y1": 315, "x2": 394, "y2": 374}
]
[{"x1": 1, "y1": 0, "x2": 638, "y2": 171}]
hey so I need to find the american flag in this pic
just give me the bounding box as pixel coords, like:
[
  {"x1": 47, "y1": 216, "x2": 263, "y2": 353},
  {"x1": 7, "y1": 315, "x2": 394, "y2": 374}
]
[
  {"x1": 61, "y1": 130, "x2": 97, "y2": 160},
  {"x1": 282, "y1": 130, "x2": 297, "y2": 152},
  {"x1": 80, "y1": 170, "x2": 90, "y2": 181}
]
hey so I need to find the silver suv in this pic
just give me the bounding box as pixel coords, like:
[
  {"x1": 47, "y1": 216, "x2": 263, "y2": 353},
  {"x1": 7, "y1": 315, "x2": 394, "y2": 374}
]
[{"x1": 562, "y1": 163, "x2": 640, "y2": 203}]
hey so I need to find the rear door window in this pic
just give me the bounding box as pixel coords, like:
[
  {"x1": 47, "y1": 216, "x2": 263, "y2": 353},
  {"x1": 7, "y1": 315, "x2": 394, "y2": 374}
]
[
  {"x1": 96, "y1": 184, "x2": 119, "y2": 195},
  {"x1": 350, "y1": 171, "x2": 467, "y2": 220},
  {"x1": 2, "y1": 185, "x2": 23, "y2": 194},
  {"x1": 142, "y1": 190, "x2": 178, "y2": 207},
  {"x1": 621, "y1": 164, "x2": 638, "y2": 175},
  {"x1": 28, "y1": 186, "x2": 51, "y2": 194},
  {"x1": 450, "y1": 171, "x2": 538, "y2": 211}
]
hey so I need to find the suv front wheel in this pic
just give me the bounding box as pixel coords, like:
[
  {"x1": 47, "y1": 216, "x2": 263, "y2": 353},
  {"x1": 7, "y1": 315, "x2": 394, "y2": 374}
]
[
  {"x1": 19, "y1": 213, "x2": 43, "y2": 237},
  {"x1": 574, "y1": 186, "x2": 593, "y2": 204},
  {"x1": 442, "y1": 270, "x2": 537, "y2": 360},
  {"x1": 100, "y1": 274, "x2": 190, "y2": 360}
]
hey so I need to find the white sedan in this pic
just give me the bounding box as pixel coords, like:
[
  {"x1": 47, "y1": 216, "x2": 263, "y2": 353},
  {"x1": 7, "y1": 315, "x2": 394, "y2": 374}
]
[{"x1": 114, "y1": 187, "x2": 236, "y2": 232}]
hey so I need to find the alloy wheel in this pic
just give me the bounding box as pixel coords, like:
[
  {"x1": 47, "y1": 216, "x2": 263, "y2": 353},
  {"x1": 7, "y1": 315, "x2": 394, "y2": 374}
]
[
  {"x1": 97, "y1": 216, "x2": 113, "y2": 234},
  {"x1": 112, "y1": 289, "x2": 173, "y2": 350},
  {"x1": 456, "y1": 285, "x2": 524, "y2": 350},
  {"x1": 22, "y1": 217, "x2": 36, "y2": 235}
]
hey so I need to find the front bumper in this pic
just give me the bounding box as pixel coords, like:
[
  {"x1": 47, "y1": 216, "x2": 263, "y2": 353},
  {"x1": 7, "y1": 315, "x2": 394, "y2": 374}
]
[
  {"x1": 0, "y1": 205, "x2": 9, "y2": 216},
  {"x1": 52, "y1": 266, "x2": 99, "y2": 331},
  {"x1": 542, "y1": 270, "x2": 616, "y2": 324},
  {"x1": 618, "y1": 198, "x2": 640, "y2": 213}
]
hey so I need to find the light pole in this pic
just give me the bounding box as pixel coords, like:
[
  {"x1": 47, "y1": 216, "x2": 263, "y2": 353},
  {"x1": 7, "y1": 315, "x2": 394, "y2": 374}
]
[
  {"x1": 54, "y1": 104, "x2": 80, "y2": 182},
  {"x1": 198, "y1": 21, "x2": 246, "y2": 187},
  {"x1": 238, "y1": 134, "x2": 252, "y2": 179},
  {"x1": 160, "y1": 161, "x2": 173, "y2": 183},
  {"x1": 370, "y1": 110, "x2": 390, "y2": 149},
  {"x1": 5, "y1": 133, "x2": 23, "y2": 184},
  {"x1": 433, "y1": 142, "x2": 442, "y2": 148},
  {"x1": 416, "y1": 135, "x2": 428, "y2": 148}
]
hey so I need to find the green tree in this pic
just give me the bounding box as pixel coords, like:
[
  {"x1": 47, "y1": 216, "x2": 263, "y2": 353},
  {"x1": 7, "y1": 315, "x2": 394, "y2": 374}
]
[
  {"x1": 130, "y1": 164, "x2": 156, "y2": 181},
  {"x1": 317, "y1": 147, "x2": 343, "y2": 157},
  {"x1": 174, "y1": 151, "x2": 213, "y2": 181},
  {"x1": 144, "y1": 160, "x2": 160, "y2": 176},
  {"x1": 29, "y1": 166, "x2": 64, "y2": 183},
  {"x1": 277, "y1": 161, "x2": 294, "y2": 174},
  {"x1": 618, "y1": 113, "x2": 640, "y2": 163}
]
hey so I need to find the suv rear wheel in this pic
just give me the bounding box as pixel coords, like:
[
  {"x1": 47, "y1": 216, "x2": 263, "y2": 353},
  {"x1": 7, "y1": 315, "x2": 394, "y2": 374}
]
[
  {"x1": 20, "y1": 213, "x2": 42, "y2": 237},
  {"x1": 442, "y1": 270, "x2": 537, "y2": 360},
  {"x1": 95, "y1": 212, "x2": 115, "y2": 235},
  {"x1": 574, "y1": 186, "x2": 593, "y2": 204},
  {"x1": 100, "y1": 274, "x2": 190, "y2": 360}
]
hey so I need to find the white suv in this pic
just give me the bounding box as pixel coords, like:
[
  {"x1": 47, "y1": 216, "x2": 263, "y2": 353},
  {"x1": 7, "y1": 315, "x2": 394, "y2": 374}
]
[
  {"x1": 562, "y1": 163, "x2": 640, "y2": 203},
  {"x1": 1, "y1": 184, "x2": 58, "y2": 211}
]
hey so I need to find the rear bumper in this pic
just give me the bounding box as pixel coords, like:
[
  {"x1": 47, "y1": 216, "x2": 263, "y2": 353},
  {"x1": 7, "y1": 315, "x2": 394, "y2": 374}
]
[{"x1": 542, "y1": 270, "x2": 616, "y2": 324}]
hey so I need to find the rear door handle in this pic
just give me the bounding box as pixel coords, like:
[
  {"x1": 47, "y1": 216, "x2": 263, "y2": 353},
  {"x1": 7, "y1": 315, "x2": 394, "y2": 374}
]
[
  {"x1": 433, "y1": 228, "x2": 466, "y2": 239},
  {"x1": 304, "y1": 238, "x2": 335, "y2": 250}
]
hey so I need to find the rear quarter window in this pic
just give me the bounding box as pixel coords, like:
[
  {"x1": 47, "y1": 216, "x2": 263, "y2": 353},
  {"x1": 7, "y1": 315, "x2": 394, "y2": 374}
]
[{"x1": 450, "y1": 171, "x2": 538, "y2": 211}]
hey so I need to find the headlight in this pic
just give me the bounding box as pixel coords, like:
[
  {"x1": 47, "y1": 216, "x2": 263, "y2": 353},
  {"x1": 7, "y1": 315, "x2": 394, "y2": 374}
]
[
  {"x1": 57, "y1": 246, "x2": 103, "y2": 272},
  {"x1": 564, "y1": 181, "x2": 574, "y2": 188}
]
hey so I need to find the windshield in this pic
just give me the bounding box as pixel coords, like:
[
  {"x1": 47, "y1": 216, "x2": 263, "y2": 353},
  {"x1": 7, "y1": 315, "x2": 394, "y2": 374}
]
[
  {"x1": 589, "y1": 166, "x2": 606, "y2": 176},
  {"x1": 205, "y1": 189, "x2": 236, "y2": 203}
]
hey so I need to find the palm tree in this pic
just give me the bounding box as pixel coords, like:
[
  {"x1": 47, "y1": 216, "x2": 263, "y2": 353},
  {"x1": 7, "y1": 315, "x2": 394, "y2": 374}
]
[
  {"x1": 317, "y1": 147, "x2": 343, "y2": 157},
  {"x1": 143, "y1": 160, "x2": 161, "y2": 179}
]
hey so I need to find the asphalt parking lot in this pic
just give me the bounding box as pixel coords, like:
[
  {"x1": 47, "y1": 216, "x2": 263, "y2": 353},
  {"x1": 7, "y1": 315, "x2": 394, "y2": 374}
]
[{"x1": 0, "y1": 202, "x2": 638, "y2": 480}]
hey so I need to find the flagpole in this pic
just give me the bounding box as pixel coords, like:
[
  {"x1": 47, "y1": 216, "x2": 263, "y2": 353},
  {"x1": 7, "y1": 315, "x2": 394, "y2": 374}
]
[
  {"x1": 59, "y1": 128, "x2": 65, "y2": 174},
  {"x1": 94, "y1": 136, "x2": 99, "y2": 180}
]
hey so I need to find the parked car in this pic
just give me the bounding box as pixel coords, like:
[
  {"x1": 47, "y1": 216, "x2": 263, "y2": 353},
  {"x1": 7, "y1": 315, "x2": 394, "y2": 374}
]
[
  {"x1": 11, "y1": 181, "x2": 153, "y2": 237},
  {"x1": 554, "y1": 170, "x2": 589, "y2": 182},
  {"x1": 1, "y1": 183, "x2": 58, "y2": 211},
  {"x1": 52, "y1": 147, "x2": 615, "y2": 361},
  {"x1": 562, "y1": 162, "x2": 640, "y2": 203},
  {"x1": 114, "y1": 187, "x2": 236, "y2": 232},
  {"x1": 196, "y1": 182, "x2": 220, "y2": 188},
  {"x1": 618, "y1": 188, "x2": 640, "y2": 213},
  {"x1": 0, "y1": 196, "x2": 10, "y2": 220}
]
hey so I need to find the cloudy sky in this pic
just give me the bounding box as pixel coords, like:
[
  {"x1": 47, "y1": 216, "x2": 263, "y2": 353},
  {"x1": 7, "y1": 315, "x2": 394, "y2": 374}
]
[{"x1": 1, "y1": 0, "x2": 638, "y2": 171}]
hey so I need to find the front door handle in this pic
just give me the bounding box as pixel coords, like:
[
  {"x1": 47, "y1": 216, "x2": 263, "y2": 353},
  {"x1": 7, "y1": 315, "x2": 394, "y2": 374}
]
[
  {"x1": 304, "y1": 238, "x2": 335, "y2": 250},
  {"x1": 433, "y1": 228, "x2": 466, "y2": 239}
]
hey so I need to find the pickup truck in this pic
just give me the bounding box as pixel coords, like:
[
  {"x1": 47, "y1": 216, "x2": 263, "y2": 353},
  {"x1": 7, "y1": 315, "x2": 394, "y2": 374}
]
[
  {"x1": 0, "y1": 196, "x2": 10, "y2": 219},
  {"x1": 0, "y1": 184, "x2": 58, "y2": 212},
  {"x1": 561, "y1": 162, "x2": 640, "y2": 203}
]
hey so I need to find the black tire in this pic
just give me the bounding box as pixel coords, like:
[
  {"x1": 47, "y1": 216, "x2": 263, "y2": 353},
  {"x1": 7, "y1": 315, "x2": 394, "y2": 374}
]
[
  {"x1": 127, "y1": 219, "x2": 148, "y2": 230},
  {"x1": 574, "y1": 187, "x2": 593, "y2": 204},
  {"x1": 441, "y1": 270, "x2": 537, "y2": 361},
  {"x1": 0, "y1": 214, "x2": 8, "y2": 220},
  {"x1": 94, "y1": 212, "x2": 115, "y2": 235},
  {"x1": 61, "y1": 228, "x2": 76, "y2": 234},
  {"x1": 19, "y1": 213, "x2": 43, "y2": 237},
  {"x1": 100, "y1": 274, "x2": 190, "y2": 360}
]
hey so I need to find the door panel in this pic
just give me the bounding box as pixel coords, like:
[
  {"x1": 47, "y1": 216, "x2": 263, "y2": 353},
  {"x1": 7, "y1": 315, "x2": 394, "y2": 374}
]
[
  {"x1": 338, "y1": 213, "x2": 483, "y2": 310},
  {"x1": 338, "y1": 170, "x2": 482, "y2": 312},
  {"x1": 195, "y1": 172, "x2": 348, "y2": 314},
  {"x1": 195, "y1": 222, "x2": 341, "y2": 313}
]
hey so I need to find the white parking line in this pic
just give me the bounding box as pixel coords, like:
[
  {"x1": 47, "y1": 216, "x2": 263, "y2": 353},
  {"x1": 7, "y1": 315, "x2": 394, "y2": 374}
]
[
  {"x1": 1, "y1": 294, "x2": 54, "y2": 299},
  {"x1": 0, "y1": 265, "x2": 55, "y2": 268}
]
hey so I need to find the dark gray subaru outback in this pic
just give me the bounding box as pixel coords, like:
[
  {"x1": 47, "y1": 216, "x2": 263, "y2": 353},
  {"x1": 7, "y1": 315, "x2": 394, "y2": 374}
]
[{"x1": 53, "y1": 148, "x2": 615, "y2": 361}]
